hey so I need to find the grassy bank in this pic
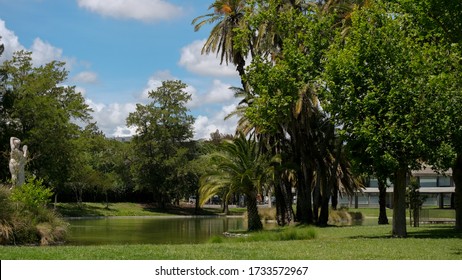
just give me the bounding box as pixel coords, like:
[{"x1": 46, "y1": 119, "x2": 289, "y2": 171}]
[
  {"x1": 0, "y1": 224, "x2": 460, "y2": 259},
  {"x1": 54, "y1": 202, "x2": 246, "y2": 217},
  {"x1": 53, "y1": 202, "x2": 456, "y2": 220}
]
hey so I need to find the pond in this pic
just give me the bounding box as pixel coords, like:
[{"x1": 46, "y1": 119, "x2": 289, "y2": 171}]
[{"x1": 66, "y1": 216, "x2": 246, "y2": 245}]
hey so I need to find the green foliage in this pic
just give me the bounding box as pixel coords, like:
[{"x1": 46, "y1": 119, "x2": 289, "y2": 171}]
[
  {"x1": 244, "y1": 4, "x2": 334, "y2": 133},
  {"x1": 0, "y1": 51, "x2": 92, "y2": 191},
  {"x1": 126, "y1": 80, "x2": 195, "y2": 206},
  {"x1": 323, "y1": 1, "x2": 459, "y2": 174},
  {"x1": 0, "y1": 181, "x2": 67, "y2": 245},
  {"x1": 10, "y1": 177, "x2": 53, "y2": 213},
  {"x1": 199, "y1": 133, "x2": 271, "y2": 205},
  {"x1": 210, "y1": 226, "x2": 317, "y2": 243},
  {"x1": 321, "y1": 0, "x2": 461, "y2": 236}
]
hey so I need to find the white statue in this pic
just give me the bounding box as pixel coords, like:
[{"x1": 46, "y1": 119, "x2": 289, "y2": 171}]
[{"x1": 9, "y1": 137, "x2": 28, "y2": 187}]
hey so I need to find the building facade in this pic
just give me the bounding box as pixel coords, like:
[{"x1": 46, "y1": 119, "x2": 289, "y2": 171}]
[{"x1": 339, "y1": 166, "x2": 455, "y2": 208}]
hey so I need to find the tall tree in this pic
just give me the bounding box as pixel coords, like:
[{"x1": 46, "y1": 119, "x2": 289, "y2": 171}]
[
  {"x1": 394, "y1": 0, "x2": 462, "y2": 232},
  {"x1": 196, "y1": 0, "x2": 365, "y2": 226},
  {"x1": 0, "y1": 51, "x2": 92, "y2": 194},
  {"x1": 126, "y1": 80, "x2": 195, "y2": 208},
  {"x1": 242, "y1": 2, "x2": 342, "y2": 225},
  {"x1": 322, "y1": 1, "x2": 457, "y2": 236}
]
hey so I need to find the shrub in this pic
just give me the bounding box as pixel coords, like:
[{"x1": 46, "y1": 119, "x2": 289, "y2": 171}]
[
  {"x1": 1, "y1": 179, "x2": 68, "y2": 245},
  {"x1": 329, "y1": 209, "x2": 353, "y2": 225},
  {"x1": 10, "y1": 177, "x2": 53, "y2": 213},
  {"x1": 0, "y1": 186, "x2": 14, "y2": 245},
  {"x1": 246, "y1": 226, "x2": 317, "y2": 242}
]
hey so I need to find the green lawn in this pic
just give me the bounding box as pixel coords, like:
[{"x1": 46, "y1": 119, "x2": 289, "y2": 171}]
[
  {"x1": 53, "y1": 202, "x2": 245, "y2": 217},
  {"x1": 0, "y1": 224, "x2": 460, "y2": 260}
]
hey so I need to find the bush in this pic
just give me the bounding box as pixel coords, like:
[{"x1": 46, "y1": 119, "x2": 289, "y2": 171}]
[
  {"x1": 10, "y1": 177, "x2": 53, "y2": 213},
  {"x1": 0, "y1": 186, "x2": 14, "y2": 245},
  {"x1": 1, "y1": 179, "x2": 68, "y2": 245},
  {"x1": 245, "y1": 226, "x2": 317, "y2": 242},
  {"x1": 329, "y1": 209, "x2": 352, "y2": 225}
]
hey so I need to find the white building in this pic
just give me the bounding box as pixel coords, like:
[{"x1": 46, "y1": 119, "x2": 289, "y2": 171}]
[{"x1": 339, "y1": 166, "x2": 455, "y2": 208}]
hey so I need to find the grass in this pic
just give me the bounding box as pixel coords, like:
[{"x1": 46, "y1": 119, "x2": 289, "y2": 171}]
[
  {"x1": 54, "y1": 202, "x2": 245, "y2": 217},
  {"x1": 0, "y1": 224, "x2": 460, "y2": 260}
]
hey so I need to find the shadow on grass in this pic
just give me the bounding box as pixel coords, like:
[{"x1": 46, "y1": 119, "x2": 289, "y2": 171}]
[
  {"x1": 55, "y1": 203, "x2": 114, "y2": 217},
  {"x1": 406, "y1": 226, "x2": 462, "y2": 239},
  {"x1": 349, "y1": 225, "x2": 462, "y2": 240}
]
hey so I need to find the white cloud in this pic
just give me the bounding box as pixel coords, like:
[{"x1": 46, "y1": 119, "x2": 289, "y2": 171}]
[
  {"x1": 0, "y1": 20, "x2": 71, "y2": 67},
  {"x1": 188, "y1": 79, "x2": 235, "y2": 108},
  {"x1": 140, "y1": 71, "x2": 174, "y2": 100},
  {"x1": 205, "y1": 79, "x2": 235, "y2": 103},
  {"x1": 0, "y1": 20, "x2": 24, "y2": 61},
  {"x1": 86, "y1": 99, "x2": 137, "y2": 137},
  {"x1": 72, "y1": 71, "x2": 99, "y2": 84},
  {"x1": 30, "y1": 38, "x2": 64, "y2": 66},
  {"x1": 77, "y1": 0, "x2": 183, "y2": 22},
  {"x1": 193, "y1": 103, "x2": 238, "y2": 140},
  {"x1": 75, "y1": 86, "x2": 87, "y2": 97},
  {"x1": 179, "y1": 40, "x2": 239, "y2": 77}
]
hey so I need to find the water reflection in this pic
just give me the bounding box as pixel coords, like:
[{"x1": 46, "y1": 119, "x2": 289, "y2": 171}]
[{"x1": 67, "y1": 216, "x2": 245, "y2": 245}]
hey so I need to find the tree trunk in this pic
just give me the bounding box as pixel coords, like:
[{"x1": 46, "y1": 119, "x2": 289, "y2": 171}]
[
  {"x1": 246, "y1": 192, "x2": 262, "y2": 231},
  {"x1": 378, "y1": 179, "x2": 389, "y2": 224},
  {"x1": 331, "y1": 187, "x2": 339, "y2": 210},
  {"x1": 312, "y1": 173, "x2": 321, "y2": 223},
  {"x1": 392, "y1": 168, "x2": 407, "y2": 237},
  {"x1": 452, "y1": 154, "x2": 462, "y2": 231},
  {"x1": 275, "y1": 172, "x2": 294, "y2": 226},
  {"x1": 296, "y1": 163, "x2": 314, "y2": 224},
  {"x1": 318, "y1": 195, "x2": 330, "y2": 227},
  {"x1": 317, "y1": 168, "x2": 329, "y2": 226},
  {"x1": 319, "y1": 146, "x2": 340, "y2": 226}
]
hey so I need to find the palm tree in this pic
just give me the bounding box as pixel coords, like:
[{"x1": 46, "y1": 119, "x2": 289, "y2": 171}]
[
  {"x1": 192, "y1": 0, "x2": 251, "y2": 86},
  {"x1": 199, "y1": 133, "x2": 271, "y2": 231}
]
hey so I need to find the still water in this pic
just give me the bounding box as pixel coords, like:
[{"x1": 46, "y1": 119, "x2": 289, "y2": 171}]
[{"x1": 66, "y1": 216, "x2": 246, "y2": 245}]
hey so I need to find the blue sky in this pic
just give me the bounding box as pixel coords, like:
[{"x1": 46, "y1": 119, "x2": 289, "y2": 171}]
[{"x1": 0, "y1": 0, "x2": 240, "y2": 139}]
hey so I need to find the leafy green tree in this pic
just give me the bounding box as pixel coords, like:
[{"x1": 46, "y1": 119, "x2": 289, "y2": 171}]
[
  {"x1": 322, "y1": 1, "x2": 457, "y2": 236},
  {"x1": 199, "y1": 133, "x2": 271, "y2": 231},
  {"x1": 0, "y1": 51, "x2": 92, "y2": 198},
  {"x1": 67, "y1": 124, "x2": 122, "y2": 206},
  {"x1": 394, "y1": 0, "x2": 462, "y2": 232},
  {"x1": 126, "y1": 80, "x2": 195, "y2": 208},
  {"x1": 242, "y1": 2, "x2": 352, "y2": 225}
]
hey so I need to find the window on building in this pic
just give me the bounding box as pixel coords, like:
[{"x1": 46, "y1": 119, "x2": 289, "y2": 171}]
[
  {"x1": 369, "y1": 178, "x2": 378, "y2": 188},
  {"x1": 438, "y1": 177, "x2": 451, "y2": 187},
  {"x1": 419, "y1": 177, "x2": 437, "y2": 188}
]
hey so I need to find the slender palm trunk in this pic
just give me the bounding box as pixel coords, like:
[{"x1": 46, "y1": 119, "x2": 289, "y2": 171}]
[
  {"x1": 318, "y1": 169, "x2": 330, "y2": 226},
  {"x1": 319, "y1": 147, "x2": 341, "y2": 226},
  {"x1": 452, "y1": 154, "x2": 462, "y2": 231},
  {"x1": 246, "y1": 191, "x2": 262, "y2": 231},
  {"x1": 222, "y1": 193, "x2": 229, "y2": 215},
  {"x1": 392, "y1": 168, "x2": 407, "y2": 237}
]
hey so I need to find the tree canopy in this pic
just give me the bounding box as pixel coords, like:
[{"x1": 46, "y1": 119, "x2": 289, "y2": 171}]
[{"x1": 126, "y1": 80, "x2": 196, "y2": 207}]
